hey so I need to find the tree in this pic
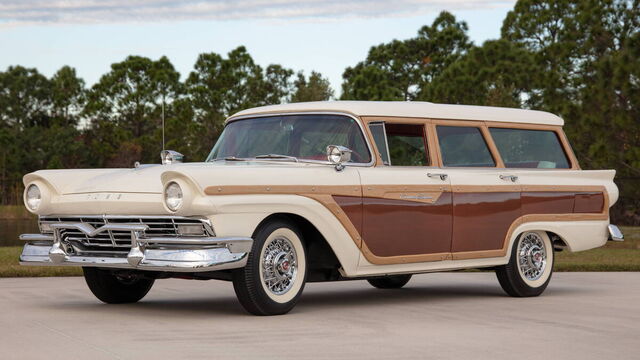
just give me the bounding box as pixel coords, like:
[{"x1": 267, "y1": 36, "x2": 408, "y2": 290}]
[
  {"x1": 503, "y1": 0, "x2": 640, "y2": 224},
  {"x1": 84, "y1": 55, "x2": 182, "y2": 165},
  {"x1": 0, "y1": 66, "x2": 51, "y2": 129},
  {"x1": 341, "y1": 11, "x2": 472, "y2": 101},
  {"x1": 185, "y1": 46, "x2": 295, "y2": 157},
  {"x1": 422, "y1": 39, "x2": 539, "y2": 107},
  {"x1": 50, "y1": 66, "x2": 85, "y2": 127},
  {"x1": 291, "y1": 71, "x2": 333, "y2": 102}
]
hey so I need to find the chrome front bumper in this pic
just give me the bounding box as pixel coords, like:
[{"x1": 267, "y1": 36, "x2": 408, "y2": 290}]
[{"x1": 19, "y1": 222, "x2": 253, "y2": 272}]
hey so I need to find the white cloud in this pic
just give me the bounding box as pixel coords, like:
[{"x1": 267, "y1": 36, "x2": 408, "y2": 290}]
[{"x1": 0, "y1": 0, "x2": 514, "y2": 25}]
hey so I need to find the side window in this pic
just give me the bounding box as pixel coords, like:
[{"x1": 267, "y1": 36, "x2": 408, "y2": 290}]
[
  {"x1": 436, "y1": 126, "x2": 495, "y2": 167},
  {"x1": 489, "y1": 128, "x2": 570, "y2": 168},
  {"x1": 369, "y1": 122, "x2": 390, "y2": 165},
  {"x1": 368, "y1": 123, "x2": 429, "y2": 166},
  {"x1": 386, "y1": 124, "x2": 429, "y2": 166}
]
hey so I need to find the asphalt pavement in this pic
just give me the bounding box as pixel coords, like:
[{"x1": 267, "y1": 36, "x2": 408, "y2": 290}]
[{"x1": 0, "y1": 272, "x2": 638, "y2": 360}]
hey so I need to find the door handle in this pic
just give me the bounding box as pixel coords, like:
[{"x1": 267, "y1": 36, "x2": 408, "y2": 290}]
[
  {"x1": 499, "y1": 174, "x2": 518, "y2": 182},
  {"x1": 427, "y1": 173, "x2": 448, "y2": 181}
]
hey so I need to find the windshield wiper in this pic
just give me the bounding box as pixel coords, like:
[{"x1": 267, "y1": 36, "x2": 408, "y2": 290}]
[
  {"x1": 212, "y1": 156, "x2": 250, "y2": 162},
  {"x1": 254, "y1": 154, "x2": 299, "y2": 162}
]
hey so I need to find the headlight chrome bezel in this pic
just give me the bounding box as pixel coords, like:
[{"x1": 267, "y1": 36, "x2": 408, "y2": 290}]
[{"x1": 164, "y1": 181, "x2": 184, "y2": 212}]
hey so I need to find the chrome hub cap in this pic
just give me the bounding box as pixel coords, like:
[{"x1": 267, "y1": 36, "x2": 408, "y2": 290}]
[
  {"x1": 518, "y1": 233, "x2": 547, "y2": 281},
  {"x1": 262, "y1": 237, "x2": 298, "y2": 295}
]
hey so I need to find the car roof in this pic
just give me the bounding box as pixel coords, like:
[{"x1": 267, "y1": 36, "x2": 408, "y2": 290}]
[{"x1": 228, "y1": 101, "x2": 564, "y2": 126}]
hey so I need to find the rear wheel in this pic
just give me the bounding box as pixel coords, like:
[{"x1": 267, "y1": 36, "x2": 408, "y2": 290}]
[
  {"x1": 83, "y1": 268, "x2": 155, "y2": 304},
  {"x1": 232, "y1": 219, "x2": 307, "y2": 315},
  {"x1": 367, "y1": 274, "x2": 412, "y2": 289},
  {"x1": 496, "y1": 231, "x2": 554, "y2": 297}
]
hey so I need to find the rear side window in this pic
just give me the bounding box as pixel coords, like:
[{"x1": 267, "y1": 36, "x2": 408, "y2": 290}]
[
  {"x1": 437, "y1": 126, "x2": 495, "y2": 167},
  {"x1": 489, "y1": 128, "x2": 570, "y2": 168}
]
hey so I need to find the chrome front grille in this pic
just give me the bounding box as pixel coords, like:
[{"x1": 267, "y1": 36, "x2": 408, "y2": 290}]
[{"x1": 39, "y1": 216, "x2": 212, "y2": 252}]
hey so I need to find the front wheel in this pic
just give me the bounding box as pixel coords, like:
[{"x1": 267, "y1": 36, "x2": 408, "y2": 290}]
[
  {"x1": 496, "y1": 231, "x2": 554, "y2": 297},
  {"x1": 83, "y1": 268, "x2": 155, "y2": 304},
  {"x1": 232, "y1": 219, "x2": 307, "y2": 315}
]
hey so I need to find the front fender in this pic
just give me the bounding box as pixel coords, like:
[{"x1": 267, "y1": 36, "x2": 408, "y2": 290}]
[{"x1": 207, "y1": 194, "x2": 361, "y2": 276}]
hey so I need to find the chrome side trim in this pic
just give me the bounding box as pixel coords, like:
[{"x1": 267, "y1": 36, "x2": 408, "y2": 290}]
[{"x1": 608, "y1": 225, "x2": 624, "y2": 242}]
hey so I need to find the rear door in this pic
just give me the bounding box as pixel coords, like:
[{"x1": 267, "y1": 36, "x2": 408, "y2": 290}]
[{"x1": 432, "y1": 122, "x2": 522, "y2": 259}]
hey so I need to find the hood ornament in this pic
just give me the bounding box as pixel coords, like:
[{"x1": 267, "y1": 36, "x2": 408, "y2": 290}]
[{"x1": 161, "y1": 150, "x2": 184, "y2": 165}]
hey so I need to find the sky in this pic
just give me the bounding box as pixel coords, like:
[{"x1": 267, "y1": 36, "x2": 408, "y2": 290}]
[{"x1": 0, "y1": 0, "x2": 516, "y2": 94}]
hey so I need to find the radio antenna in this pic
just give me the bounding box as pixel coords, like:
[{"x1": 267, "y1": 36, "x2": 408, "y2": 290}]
[{"x1": 161, "y1": 96, "x2": 165, "y2": 150}]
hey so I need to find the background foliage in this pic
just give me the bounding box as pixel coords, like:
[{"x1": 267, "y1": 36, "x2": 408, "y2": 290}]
[{"x1": 1, "y1": 0, "x2": 638, "y2": 224}]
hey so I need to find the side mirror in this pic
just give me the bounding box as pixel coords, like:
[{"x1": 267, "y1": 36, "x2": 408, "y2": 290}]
[
  {"x1": 326, "y1": 145, "x2": 352, "y2": 172},
  {"x1": 161, "y1": 150, "x2": 184, "y2": 165}
]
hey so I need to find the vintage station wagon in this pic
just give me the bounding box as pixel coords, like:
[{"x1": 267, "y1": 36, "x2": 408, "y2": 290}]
[{"x1": 20, "y1": 101, "x2": 623, "y2": 315}]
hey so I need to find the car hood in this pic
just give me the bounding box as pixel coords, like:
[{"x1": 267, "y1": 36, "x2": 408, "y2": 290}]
[{"x1": 23, "y1": 161, "x2": 353, "y2": 196}]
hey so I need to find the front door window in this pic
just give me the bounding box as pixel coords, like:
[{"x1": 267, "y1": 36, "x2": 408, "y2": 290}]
[{"x1": 369, "y1": 122, "x2": 429, "y2": 166}]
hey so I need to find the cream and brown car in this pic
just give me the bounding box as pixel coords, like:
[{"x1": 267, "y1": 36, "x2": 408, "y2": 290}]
[{"x1": 20, "y1": 101, "x2": 623, "y2": 315}]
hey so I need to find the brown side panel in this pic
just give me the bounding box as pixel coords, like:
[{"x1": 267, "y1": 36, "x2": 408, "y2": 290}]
[
  {"x1": 332, "y1": 196, "x2": 363, "y2": 237},
  {"x1": 574, "y1": 192, "x2": 604, "y2": 213},
  {"x1": 451, "y1": 192, "x2": 521, "y2": 253},
  {"x1": 361, "y1": 193, "x2": 453, "y2": 257},
  {"x1": 522, "y1": 192, "x2": 575, "y2": 214}
]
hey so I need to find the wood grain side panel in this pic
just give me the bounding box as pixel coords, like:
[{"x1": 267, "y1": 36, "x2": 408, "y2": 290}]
[
  {"x1": 522, "y1": 192, "x2": 575, "y2": 214},
  {"x1": 204, "y1": 184, "x2": 609, "y2": 264},
  {"x1": 451, "y1": 192, "x2": 522, "y2": 253},
  {"x1": 362, "y1": 193, "x2": 453, "y2": 257},
  {"x1": 332, "y1": 196, "x2": 363, "y2": 238},
  {"x1": 574, "y1": 192, "x2": 604, "y2": 213}
]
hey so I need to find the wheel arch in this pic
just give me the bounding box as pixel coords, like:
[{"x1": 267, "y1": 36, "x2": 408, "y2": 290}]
[
  {"x1": 254, "y1": 213, "x2": 344, "y2": 282},
  {"x1": 505, "y1": 219, "x2": 608, "y2": 257}
]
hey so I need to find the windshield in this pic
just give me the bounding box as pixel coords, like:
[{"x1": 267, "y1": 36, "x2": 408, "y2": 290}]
[{"x1": 206, "y1": 114, "x2": 372, "y2": 163}]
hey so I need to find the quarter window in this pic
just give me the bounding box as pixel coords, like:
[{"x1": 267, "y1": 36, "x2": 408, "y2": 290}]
[
  {"x1": 369, "y1": 122, "x2": 390, "y2": 165},
  {"x1": 489, "y1": 128, "x2": 570, "y2": 168},
  {"x1": 437, "y1": 126, "x2": 495, "y2": 167}
]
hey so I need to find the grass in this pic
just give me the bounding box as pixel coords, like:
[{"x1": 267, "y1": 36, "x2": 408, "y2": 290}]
[
  {"x1": 0, "y1": 227, "x2": 638, "y2": 278},
  {"x1": 0, "y1": 247, "x2": 82, "y2": 277},
  {"x1": 554, "y1": 226, "x2": 640, "y2": 271},
  {"x1": 0, "y1": 205, "x2": 34, "y2": 220}
]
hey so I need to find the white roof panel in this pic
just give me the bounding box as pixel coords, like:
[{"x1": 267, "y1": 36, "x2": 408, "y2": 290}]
[{"x1": 229, "y1": 101, "x2": 564, "y2": 126}]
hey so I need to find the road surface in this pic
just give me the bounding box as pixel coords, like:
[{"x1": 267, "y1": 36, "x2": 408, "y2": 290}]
[{"x1": 0, "y1": 272, "x2": 638, "y2": 360}]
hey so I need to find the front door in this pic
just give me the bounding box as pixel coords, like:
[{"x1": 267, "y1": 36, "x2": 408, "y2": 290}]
[{"x1": 358, "y1": 121, "x2": 453, "y2": 263}]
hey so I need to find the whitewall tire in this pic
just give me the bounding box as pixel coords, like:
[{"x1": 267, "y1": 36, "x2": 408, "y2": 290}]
[
  {"x1": 496, "y1": 231, "x2": 554, "y2": 297},
  {"x1": 232, "y1": 219, "x2": 307, "y2": 315}
]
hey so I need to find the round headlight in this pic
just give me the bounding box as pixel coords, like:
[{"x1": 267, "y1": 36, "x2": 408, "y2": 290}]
[
  {"x1": 164, "y1": 182, "x2": 183, "y2": 211},
  {"x1": 26, "y1": 184, "x2": 42, "y2": 211}
]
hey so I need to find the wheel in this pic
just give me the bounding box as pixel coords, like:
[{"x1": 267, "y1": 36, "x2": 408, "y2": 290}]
[
  {"x1": 496, "y1": 231, "x2": 554, "y2": 297},
  {"x1": 367, "y1": 274, "x2": 412, "y2": 289},
  {"x1": 232, "y1": 219, "x2": 307, "y2": 315},
  {"x1": 82, "y1": 267, "x2": 155, "y2": 304}
]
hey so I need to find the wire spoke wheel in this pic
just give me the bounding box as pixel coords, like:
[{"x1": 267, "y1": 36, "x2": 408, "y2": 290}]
[
  {"x1": 261, "y1": 237, "x2": 298, "y2": 296},
  {"x1": 517, "y1": 232, "x2": 547, "y2": 281},
  {"x1": 496, "y1": 231, "x2": 554, "y2": 297},
  {"x1": 232, "y1": 219, "x2": 307, "y2": 315}
]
